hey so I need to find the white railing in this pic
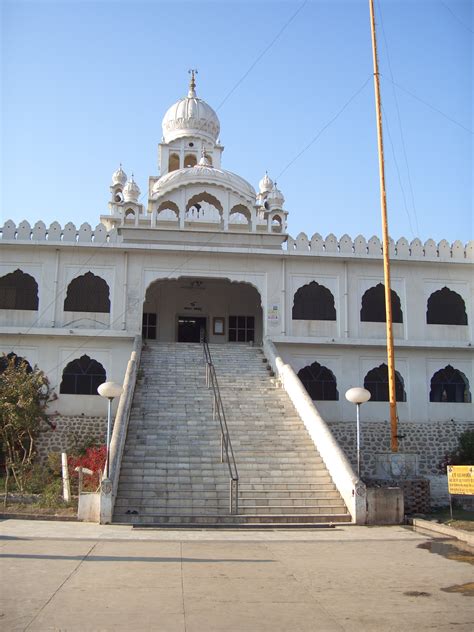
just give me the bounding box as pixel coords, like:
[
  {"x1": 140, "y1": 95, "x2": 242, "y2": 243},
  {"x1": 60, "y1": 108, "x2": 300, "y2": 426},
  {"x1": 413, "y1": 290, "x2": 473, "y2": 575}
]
[{"x1": 99, "y1": 335, "x2": 142, "y2": 524}]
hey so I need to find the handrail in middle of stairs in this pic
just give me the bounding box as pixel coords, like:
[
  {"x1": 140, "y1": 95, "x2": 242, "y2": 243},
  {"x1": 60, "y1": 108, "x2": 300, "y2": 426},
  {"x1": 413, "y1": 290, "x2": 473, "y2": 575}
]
[{"x1": 200, "y1": 329, "x2": 239, "y2": 514}]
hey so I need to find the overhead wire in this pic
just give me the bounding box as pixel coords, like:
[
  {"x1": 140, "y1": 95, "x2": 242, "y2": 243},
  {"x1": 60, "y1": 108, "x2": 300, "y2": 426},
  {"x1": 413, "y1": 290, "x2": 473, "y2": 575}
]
[
  {"x1": 384, "y1": 77, "x2": 473, "y2": 135},
  {"x1": 276, "y1": 75, "x2": 373, "y2": 180},
  {"x1": 381, "y1": 104, "x2": 416, "y2": 238},
  {"x1": 440, "y1": 0, "x2": 473, "y2": 35},
  {"x1": 377, "y1": 0, "x2": 421, "y2": 237}
]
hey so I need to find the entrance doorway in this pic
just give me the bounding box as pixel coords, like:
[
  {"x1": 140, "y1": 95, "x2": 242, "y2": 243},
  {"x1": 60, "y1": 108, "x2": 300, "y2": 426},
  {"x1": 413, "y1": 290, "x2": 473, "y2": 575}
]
[
  {"x1": 143, "y1": 278, "x2": 262, "y2": 343},
  {"x1": 178, "y1": 316, "x2": 207, "y2": 342}
]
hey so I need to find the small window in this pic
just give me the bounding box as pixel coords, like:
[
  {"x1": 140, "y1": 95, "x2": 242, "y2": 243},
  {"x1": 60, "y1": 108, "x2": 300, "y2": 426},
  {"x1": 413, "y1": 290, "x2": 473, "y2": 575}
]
[
  {"x1": 64, "y1": 272, "x2": 110, "y2": 313},
  {"x1": 168, "y1": 153, "x2": 180, "y2": 172},
  {"x1": 298, "y1": 361, "x2": 338, "y2": 400},
  {"x1": 0, "y1": 269, "x2": 38, "y2": 310},
  {"x1": 427, "y1": 287, "x2": 467, "y2": 325},
  {"x1": 364, "y1": 363, "x2": 406, "y2": 402},
  {"x1": 142, "y1": 313, "x2": 157, "y2": 340},
  {"x1": 429, "y1": 365, "x2": 471, "y2": 403},
  {"x1": 228, "y1": 315, "x2": 255, "y2": 342},
  {"x1": 360, "y1": 284, "x2": 403, "y2": 323},
  {"x1": 60, "y1": 355, "x2": 106, "y2": 395},
  {"x1": 292, "y1": 281, "x2": 336, "y2": 320},
  {"x1": 184, "y1": 154, "x2": 197, "y2": 168}
]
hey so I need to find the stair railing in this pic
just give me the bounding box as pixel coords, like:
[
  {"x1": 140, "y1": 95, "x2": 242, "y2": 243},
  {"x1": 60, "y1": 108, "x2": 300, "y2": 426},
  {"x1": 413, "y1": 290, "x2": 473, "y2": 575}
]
[{"x1": 200, "y1": 329, "x2": 239, "y2": 514}]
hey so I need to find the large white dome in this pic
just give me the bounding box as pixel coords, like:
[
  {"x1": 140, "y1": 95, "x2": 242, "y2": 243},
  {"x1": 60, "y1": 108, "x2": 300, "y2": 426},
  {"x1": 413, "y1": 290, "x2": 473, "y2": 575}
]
[{"x1": 162, "y1": 77, "x2": 220, "y2": 144}]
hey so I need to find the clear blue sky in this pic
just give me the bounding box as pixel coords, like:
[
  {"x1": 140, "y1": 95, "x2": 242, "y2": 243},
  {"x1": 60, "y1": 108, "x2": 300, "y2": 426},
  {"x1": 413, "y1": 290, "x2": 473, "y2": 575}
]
[{"x1": 1, "y1": 0, "x2": 472, "y2": 243}]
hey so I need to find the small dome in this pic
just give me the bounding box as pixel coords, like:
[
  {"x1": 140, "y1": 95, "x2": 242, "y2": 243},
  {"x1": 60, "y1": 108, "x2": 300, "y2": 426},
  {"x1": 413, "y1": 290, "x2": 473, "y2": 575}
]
[
  {"x1": 267, "y1": 183, "x2": 285, "y2": 209},
  {"x1": 162, "y1": 73, "x2": 220, "y2": 144},
  {"x1": 112, "y1": 164, "x2": 127, "y2": 186},
  {"x1": 259, "y1": 172, "x2": 273, "y2": 194},
  {"x1": 123, "y1": 176, "x2": 141, "y2": 202}
]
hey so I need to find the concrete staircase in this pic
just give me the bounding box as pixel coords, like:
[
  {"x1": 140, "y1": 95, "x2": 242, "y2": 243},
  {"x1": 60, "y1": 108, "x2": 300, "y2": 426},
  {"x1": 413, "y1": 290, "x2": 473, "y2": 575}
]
[{"x1": 113, "y1": 342, "x2": 351, "y2": 525}]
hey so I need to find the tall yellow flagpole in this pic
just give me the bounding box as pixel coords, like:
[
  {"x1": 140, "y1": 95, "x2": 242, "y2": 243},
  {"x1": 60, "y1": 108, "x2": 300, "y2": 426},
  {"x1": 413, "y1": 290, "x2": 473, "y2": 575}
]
[{"x1": 368, "y1": 0, "x2": 398, "y2": 452}]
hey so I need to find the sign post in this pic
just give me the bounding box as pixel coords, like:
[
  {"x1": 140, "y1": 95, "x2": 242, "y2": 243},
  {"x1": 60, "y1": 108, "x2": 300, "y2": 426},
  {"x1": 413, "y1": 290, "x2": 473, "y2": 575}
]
[{"x1": 447, "y1": 465, "x2": 474, "y2": 520}]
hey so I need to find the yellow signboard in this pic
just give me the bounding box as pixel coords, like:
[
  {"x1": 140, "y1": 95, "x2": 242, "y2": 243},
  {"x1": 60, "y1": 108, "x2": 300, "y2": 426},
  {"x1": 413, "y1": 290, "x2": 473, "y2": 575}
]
[{"x1": 447, "y1": 465, "x2": 474, "y2": 496}]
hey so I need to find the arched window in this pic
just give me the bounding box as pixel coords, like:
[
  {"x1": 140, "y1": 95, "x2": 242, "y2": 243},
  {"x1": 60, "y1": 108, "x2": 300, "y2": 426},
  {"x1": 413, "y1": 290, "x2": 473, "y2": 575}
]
[
  {"x1": 427, "y1": 287, "x2": 467, "y2": 325},
  {"x1": 60, "y1": 355, "x2": 106, "y2": 395},
  {"x1": 360, "y1": 283, "x2": 403, "y2": 323},
  {"x1": 184, "y1": 154, "x2": 197, "y2": 168},
  {"x1": 64, "y1": 272, "x2": 110, "y2": 313},
  {"x1": 297, "y1": 361, "x2": 339, "y2": 400},
  {"x1": 0, "y1": 352, "x2": 33, "y2": 374},
  {"x1": 429, "y1": 365, "x2": 471, "y2": 403},
  {"x1": 168, "y1": 153, "x2": 180, "y2": 172},
  {"x1": 292, "y1": 282, "x2": 336, "y2": 320},
  {"x1": 124, "y1": 209, "x2": 135, "y2": 223},
  {"x1": 364, "y1": 363, "x2": 406, "y2": 402},
  {"x1": 0, "y1": 269, "x2": 38, "y2": 310}
]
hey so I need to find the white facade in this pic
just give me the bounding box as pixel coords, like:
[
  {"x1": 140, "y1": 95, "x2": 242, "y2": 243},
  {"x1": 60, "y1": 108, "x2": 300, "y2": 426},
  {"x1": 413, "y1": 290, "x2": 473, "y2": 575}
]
[{"x1": 1, "y1": 76, "x2": 472, "y2": 496}]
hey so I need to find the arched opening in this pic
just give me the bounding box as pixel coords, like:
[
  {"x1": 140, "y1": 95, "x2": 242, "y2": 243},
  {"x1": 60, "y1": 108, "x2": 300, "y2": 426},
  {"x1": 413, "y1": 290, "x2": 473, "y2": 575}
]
[
  {"x1": 297, "y1": 361, "x2": 338, "y2": 400},
  {"x1": 60, "y1": 355, "x2": 106, "y2": 395},
  {"x1": 364, "y1": 363, "x2": 406, "y2": 402},
  {"x1": 360, "y1": 283, "x2": 403, "y2": 323},
  {"x1": 186, "y1": 192, "x2": 223, "y2": 223},
  {"x1": 168, "y1": 153, "x2": 180, "y2": 172},
  {"x1": 0, "y1": 352, "x2": 33, "y2": 374},
  {"x1": 64, "y1": 272, "x2": 110, "y2": 313},
  {"x1": 142, "y1": 277, "x2": 263, "y2": 343},
  {"x1": 271, "y1": 215, "x2": 283, "y2": 233},
  {"x1": 124, "y1": 208, "x2": 135, "y2": 224},
  {"x1": 184, "y1": 154, "x2": 197, "y2": 168},
  {"x1": 429, "y1": 365, "x2": 471, "y2": 403},
  {"x1": 229, "y1": 204, "x2": 251, "y2": 229},
  {"x1": 157, "y1": 200, "x2": 179, "y2": 221},
  {"x1": 292, "y1": 281, "x2": 336, "y2": 320},
  {"x1": 427, "y1": 287, "x2": 468, "y2": 325},
  {"x1": 114, "y1": 190, "x2": 123, "y2": 203},
  {"x1": 0, "y1": 269, "x2": 38, "y2": 310}
]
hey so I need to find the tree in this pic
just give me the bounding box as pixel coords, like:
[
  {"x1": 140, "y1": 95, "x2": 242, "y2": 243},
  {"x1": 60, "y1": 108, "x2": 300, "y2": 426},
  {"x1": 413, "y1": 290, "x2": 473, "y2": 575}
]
[{"x1": 0, "y1": 355, "x2": 52, "y2": 503}]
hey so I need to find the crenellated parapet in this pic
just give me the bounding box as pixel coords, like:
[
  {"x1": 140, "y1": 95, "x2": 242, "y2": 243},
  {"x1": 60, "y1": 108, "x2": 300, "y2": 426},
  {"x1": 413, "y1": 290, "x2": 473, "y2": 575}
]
[
  {"x1": 0, "y1": 220, "x2": 118, "y2": 244},
  {"x1": 286, "y1": 232, "x2": 473, "y2": 261}
]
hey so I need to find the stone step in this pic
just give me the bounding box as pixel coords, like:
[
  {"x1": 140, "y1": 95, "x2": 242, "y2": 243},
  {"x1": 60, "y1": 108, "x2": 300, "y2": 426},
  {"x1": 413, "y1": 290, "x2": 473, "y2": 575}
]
[
  {"x1": 113, "y1": 513, "x2": 352, "y2": 526},
  {"x1": 113, "y1": 342, "x2": 349, "y2": 525}
]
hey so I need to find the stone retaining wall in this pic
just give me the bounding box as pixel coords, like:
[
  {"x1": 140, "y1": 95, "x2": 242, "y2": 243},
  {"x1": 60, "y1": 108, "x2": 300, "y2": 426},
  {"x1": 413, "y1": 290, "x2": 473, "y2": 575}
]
[
  {"x1": 327, "y1": 419, "x2": 474, "y2": 506},
  {"x1": 36, "y1": 416, "x2": 107, "y2": 461}
]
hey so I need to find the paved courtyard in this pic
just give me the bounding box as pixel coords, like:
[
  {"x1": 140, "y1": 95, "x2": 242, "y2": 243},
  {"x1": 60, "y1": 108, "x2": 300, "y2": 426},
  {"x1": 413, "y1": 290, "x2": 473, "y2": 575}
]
[{"x1": 1, "y1": 520, "x2": 473, "y2": 631}]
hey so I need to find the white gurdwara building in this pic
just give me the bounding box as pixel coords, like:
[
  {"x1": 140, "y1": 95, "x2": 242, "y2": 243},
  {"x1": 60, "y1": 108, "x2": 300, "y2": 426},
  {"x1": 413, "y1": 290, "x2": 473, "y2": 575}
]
[{"x1": 1, "y1": 75, "x2": 472, "y2": 510}]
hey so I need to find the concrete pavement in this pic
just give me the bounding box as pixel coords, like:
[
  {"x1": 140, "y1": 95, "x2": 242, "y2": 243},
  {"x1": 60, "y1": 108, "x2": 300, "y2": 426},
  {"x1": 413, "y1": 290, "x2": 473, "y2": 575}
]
[{"x1": 1, "y1": 519, "x2": 473, "y2": 631}]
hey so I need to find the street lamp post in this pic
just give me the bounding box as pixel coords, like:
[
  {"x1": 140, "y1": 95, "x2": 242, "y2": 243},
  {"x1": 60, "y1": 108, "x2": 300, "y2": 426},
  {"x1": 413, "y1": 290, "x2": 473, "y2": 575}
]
[
  {"x1": 97, "y1": 381, "x2": 124, "y2": 479},
  {"x1": 345, "y1": 387, "x2": 371, "y2": 477}
]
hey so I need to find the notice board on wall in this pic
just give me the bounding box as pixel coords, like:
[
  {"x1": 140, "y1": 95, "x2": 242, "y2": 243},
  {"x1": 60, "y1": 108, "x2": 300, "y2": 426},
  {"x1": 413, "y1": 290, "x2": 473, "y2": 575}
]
[{"x1": 447, "y1": 465, "x2": 474, "y2": 496}]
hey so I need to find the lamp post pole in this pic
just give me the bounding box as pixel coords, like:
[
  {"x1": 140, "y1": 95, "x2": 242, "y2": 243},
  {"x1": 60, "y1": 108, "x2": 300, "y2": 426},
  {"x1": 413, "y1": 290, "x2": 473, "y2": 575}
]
[
  {"x1": 356, "y1": 402, "x2": 361, "y2": 477},
  {"x1": 105, "y1": 397, "x2": 113, "y2": 478},
  {"x1": 98, "y1": 381, "x2": 124, "y2": 481},
  {"x1": 346, "y1": 387, "x2": 371, "y2": 478}
]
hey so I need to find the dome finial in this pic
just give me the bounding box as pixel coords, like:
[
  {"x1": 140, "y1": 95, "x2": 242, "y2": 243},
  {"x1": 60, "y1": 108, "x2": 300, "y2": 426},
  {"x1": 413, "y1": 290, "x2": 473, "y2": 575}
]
[{"x1": 188, "y1": 68, "x2": 198, "y2": 97}]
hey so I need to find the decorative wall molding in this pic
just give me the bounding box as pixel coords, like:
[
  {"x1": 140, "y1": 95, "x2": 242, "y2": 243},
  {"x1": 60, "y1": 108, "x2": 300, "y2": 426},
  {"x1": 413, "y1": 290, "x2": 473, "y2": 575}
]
[
  {"x1": 0, "y1": 220, "x2": 117, "y2": 244},
  {"x1": 286, "y1": 232, "x2": 472, "y2": 261},
  {"x1": 1, "y1": 220, "x2": 472, "y2": 262}
]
